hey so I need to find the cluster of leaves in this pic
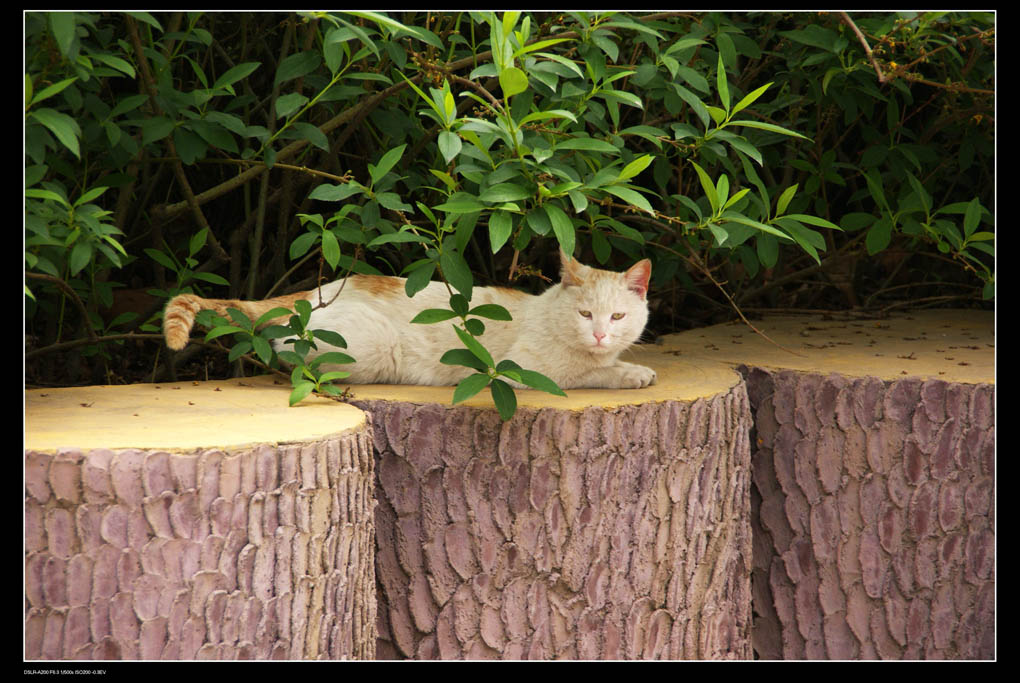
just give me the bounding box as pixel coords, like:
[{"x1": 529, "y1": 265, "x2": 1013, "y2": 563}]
[
  {"x1": 195, "y1": 301, "x2": 353, "y2": 406},
  {"x1": 25, "y1": 11, "x2": 994, "y2": 415}
]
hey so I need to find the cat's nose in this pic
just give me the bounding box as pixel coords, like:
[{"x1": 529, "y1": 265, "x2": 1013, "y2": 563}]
[{"x1": 593, "y1": 332, "x2": 606, "y2": 343}]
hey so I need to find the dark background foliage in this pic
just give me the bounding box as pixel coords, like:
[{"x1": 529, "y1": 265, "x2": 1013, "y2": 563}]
[{"x1": 25, "y1": 11, "x2": 994, "y2": 393}]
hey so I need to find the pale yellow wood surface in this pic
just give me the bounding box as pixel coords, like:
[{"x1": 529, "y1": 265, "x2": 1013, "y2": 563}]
[
  {"x1": 658, "y1": 309, "x2": 994, "y2": 384},
  {"x1": 24, "y1": 346, "x2": 741, "y2": 453},
  {"x1": 25, "y1": 377, "x2": 367, "y2": 453}
]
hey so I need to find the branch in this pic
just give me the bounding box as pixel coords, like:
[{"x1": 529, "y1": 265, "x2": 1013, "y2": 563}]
[
  {"x1": 25, "y1": 273, "x2": 98, "y2": 344},
  {"x1": 148, "y1": 12, "x2": 688, "y2": 223},
  {"x1": 125, "y1": 15, "x2": 231, "y2": 264},
  {"x1": 839, "y1": 11, "x2": 887, "y2": 85},
  {"x1": 25, "y1": 333, "x2": 165, "y2": 360}
]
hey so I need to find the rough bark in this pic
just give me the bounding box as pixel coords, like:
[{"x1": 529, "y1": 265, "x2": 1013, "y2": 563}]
[
  {"x1": 743, "y1": 367, "x2": 995, "y2": 660},
  {"x1": 24, "y1": 426, "x2": 376, "y2": 661},
  {"x1": 353, "y1": 382, "x2": 753, "y2": 660}
]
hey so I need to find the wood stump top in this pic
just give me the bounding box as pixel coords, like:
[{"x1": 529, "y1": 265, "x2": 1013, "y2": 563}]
[
  {"x1": 25, "y1": 346, "x2": 742, "y2": 453},
  {"x1": 25, "y1": 377, "x2": 367, "y2": 454},
  {"x1": 327, "y1": 346, "x2": 743, "y2": 410},
  {"x1": 659, "y1": 309, "x2": 993, "y2": 385}
]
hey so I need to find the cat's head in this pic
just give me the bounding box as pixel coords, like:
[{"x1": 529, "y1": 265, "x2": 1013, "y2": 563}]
[{"x1": 558, "y1": 249, "x2": 651, "y2": 356}]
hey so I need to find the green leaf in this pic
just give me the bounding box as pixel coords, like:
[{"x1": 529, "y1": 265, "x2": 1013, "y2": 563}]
[
  {"x1": 410, "y1": 308, "x2": 459, "y2": 324},
  {"x1": 438, "y1": 130, "x2": 462, "y2": 164},
  {"x1": 255, "y1": 307, "x2": 293, "y2": 327},
  {"x1": 440, "y1": 249, "x2": 473, "y2": 299},
  {"x1": 489, "y1": 211, "x2": 513, "y2": 253},
  {"x1": 259, "y1": 325, "x2": 293, "y2": 340},
  {"x1": 757, "y1": 234, "x2": 779, "y2": 268},
  {"x1": 275, "y1": 92, "x2": 309, "y2": 119},
  {"x1": 866, "y1": 217, "x2": 893, "y2": 255},
  {"x1": 289, "y1": 381, "x2": 316, "y2": 406},
  {"x1": 481, "y1": 183, "x2": 531, "y2": 203},
  {"x1": 28, "y1": 77, "x2": 77, "y2": 108},
  {"x1": 434, "y1": 196, "x2": 485, "y2": 214},
  {"x1": 544, "y1": 204, "x2": 575, "y2": 259},
  {"x1": 228, "y1": 341, "x2": 252, "y2": 363},
  {"x1": 617, "y1": 154, "x2": 654, "y2": 182},
  {"x1": 205, "y1": 325, "x2": 245, "y2": 342},
  {"x1": 49, "y1": 12, "x2": 77, "y2": 58},
  {"x1": 489, "y1": 379, "x2": 517, "y2": 421},
  {"x1": 375, "y1": 192, "x2": 413, "y2": 212},
  {"x1": 469, "y1": 304, "x2": 512, "y2": 321},
  {"x1": 731, "y1": 82, "x2": 772, "y2": 117},
  {"x1": 311, "y1": 351, "x2": 356, "y2": 367},
  {"x1": 601, "y1": 185, "x2": 654, "y2": 215},
  {"x1": 26, "y1": 188, "x2": 72, "y2": 208},
  {"x1": 453, "y1": 325, "x2": 494, "y2": 368},
  {"x1": 309, "y1": 183, "x2": 364, "y2": 202},
  {"x1": 68, "y1": 241, "x2": 91, "y2": 276},
  {"x1": 288, "y1": 122, "x2": 329, "y2": 152},
  {"x1": 963, "y1": 197, "x2": 982, "y2": 236},
  {"x1": 519, "y1": 109, "x2": 577, "y2": 125},
  {"x1": 453, "y1": 373, "x2": 491, "y2": 404},
  {"x1": 689, "y1": 161, "x2": 719, "y2": 214},
  {"x1": 716, "y1": 53, "x2": 730, "y2": 113},
  {"x1": 367, "y1": 231, "x2": 429, "y2": 248},
  {"x1": 252, "y1": 336, "x2": 274, "y2": 364},
  {"x1": 440, "y1": 349, "x2": 489, "y2": 372},
  {"x1": 782, "y1": 214, "x2": 843, "y2": 231},
  {"x1": 557, "y1": 137, "x2": 619, "y2": 154},
  {"x1": 499, "y1": 66, "x2": 529, "y2": 98},
  {"x1": 321, "y1": 229, "x2": 341, "y2": 269},
  {"x1": 74, "y1": 186, "x2": 109, "y2": 208},
  {"x1": 906, "y1": 172, "x2": 932, "y2": 216},
  {"x1": 405, "y1": 260, "x2": 436, "y2": 297},
  {"x1": 369, "y1": 144, "x2": 407, "y2": 185},
  {"x1": 863, "y1": 170, "x2": 890, "y2": 214},
  {"x1": 92, "y1": 53, "x2": 136, "y2": 78},
  {"x1": 727, "y1": 119, "x2": 811, "y2": 141},
  {"x1": 671, "y1": 84, "x2": 710, "y2": 130},
  {"x1": 719, "y1": 212, "x2": 794, "y2": 241},
  {"x1": 29, "y1": 108, "x2": 81, "y2": 158},
  {"x1": 311, "y1": 329, "x2": 347, "y2": 347},
  {"x1": 514, "y1": 369, "x2": 566, "y2": 396},
  {"x1": 775, "y1": 184, "x2": 798, "y2": 217},
  {"x1": 278, "y1": 350, "x2": 305, "y2": 366},
  {"x1": 598, "y1": 89, "x2": 644, "y2": 109},
  {"x1": 274, "y1": 51, "x2": 321, "y2": 86},
  {"x1": 212, "y1": 62, "x2": 261, "y2": 91}
]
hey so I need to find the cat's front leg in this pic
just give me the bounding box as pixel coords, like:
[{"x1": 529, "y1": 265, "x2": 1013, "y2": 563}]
[{"x1": 573, "y1": 361, "x2": 657, "y2": 390}]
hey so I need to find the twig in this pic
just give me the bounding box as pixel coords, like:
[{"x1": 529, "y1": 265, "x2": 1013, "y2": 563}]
[
  {"x1": 125, "y1": 15, "x2": 231, "y2": 264},
  {"x1": 839, "y1": 11, "x2": 887, "y2": 85},
  {"x1": 25, "y1": 273, "x2": 99, "y2": 344},
  {"x1": 25, "y1": 333, "x2": 165, "y2": 360}
]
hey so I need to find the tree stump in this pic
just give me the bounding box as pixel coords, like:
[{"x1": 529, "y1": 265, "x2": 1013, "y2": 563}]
[
  {"x1": 660, "y1": 310, "x2": 995, "y2": 659},
  {"x1": 343, "y1": 349, "x2": 754, "y2": 660},
  {"x1": 24, "y1": 379, "x2": 376, "y2": 661}
]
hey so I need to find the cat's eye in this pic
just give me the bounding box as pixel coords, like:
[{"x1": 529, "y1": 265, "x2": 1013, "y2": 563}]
[
  {"x1": 579, "y1": 310, "x2": 592, "y2": 319},
  {"x1": 612, "y1": 312, "x2": 626, "y2": 320}
]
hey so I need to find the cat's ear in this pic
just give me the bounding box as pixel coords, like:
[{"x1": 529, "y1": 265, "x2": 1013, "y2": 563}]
[
  {"x1": 560, "y1": 248, "x2": 586, "y2": 287},
  {"x1": 624, "y1": 259, "x2": 652, "y2": 299}
]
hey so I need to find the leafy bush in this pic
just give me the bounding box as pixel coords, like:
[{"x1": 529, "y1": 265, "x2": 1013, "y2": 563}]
[{"x1": 25, "y1": 11, "x2": 994, "y2": 416}]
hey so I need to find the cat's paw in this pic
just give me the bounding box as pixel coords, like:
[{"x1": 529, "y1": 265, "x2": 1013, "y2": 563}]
[{"x1": 610, "y1": 362, "x2": 657, "y2": 389}]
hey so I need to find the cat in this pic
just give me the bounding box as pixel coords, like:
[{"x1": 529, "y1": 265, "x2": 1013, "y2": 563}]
[{"x1": 163, "y1": 250, "x2": 656, "y2": 390}]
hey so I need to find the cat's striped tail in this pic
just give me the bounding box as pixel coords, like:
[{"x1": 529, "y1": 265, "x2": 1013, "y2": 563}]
[
  {"x1": 163, "y1": 292, "x2": 306, "y2": 350},
  {"x1": 163, "y1": 294, "x2": 218, "y2": 350}
]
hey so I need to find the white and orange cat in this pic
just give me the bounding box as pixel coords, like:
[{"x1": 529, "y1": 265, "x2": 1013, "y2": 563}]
[{"x1": 163, "y1": 250, "x2": 656, "y2": 390}]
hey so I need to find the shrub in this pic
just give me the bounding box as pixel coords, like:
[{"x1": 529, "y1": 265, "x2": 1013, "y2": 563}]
[{"x1": 25, "y1": 11, "x2": 994, "y2": 416}]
